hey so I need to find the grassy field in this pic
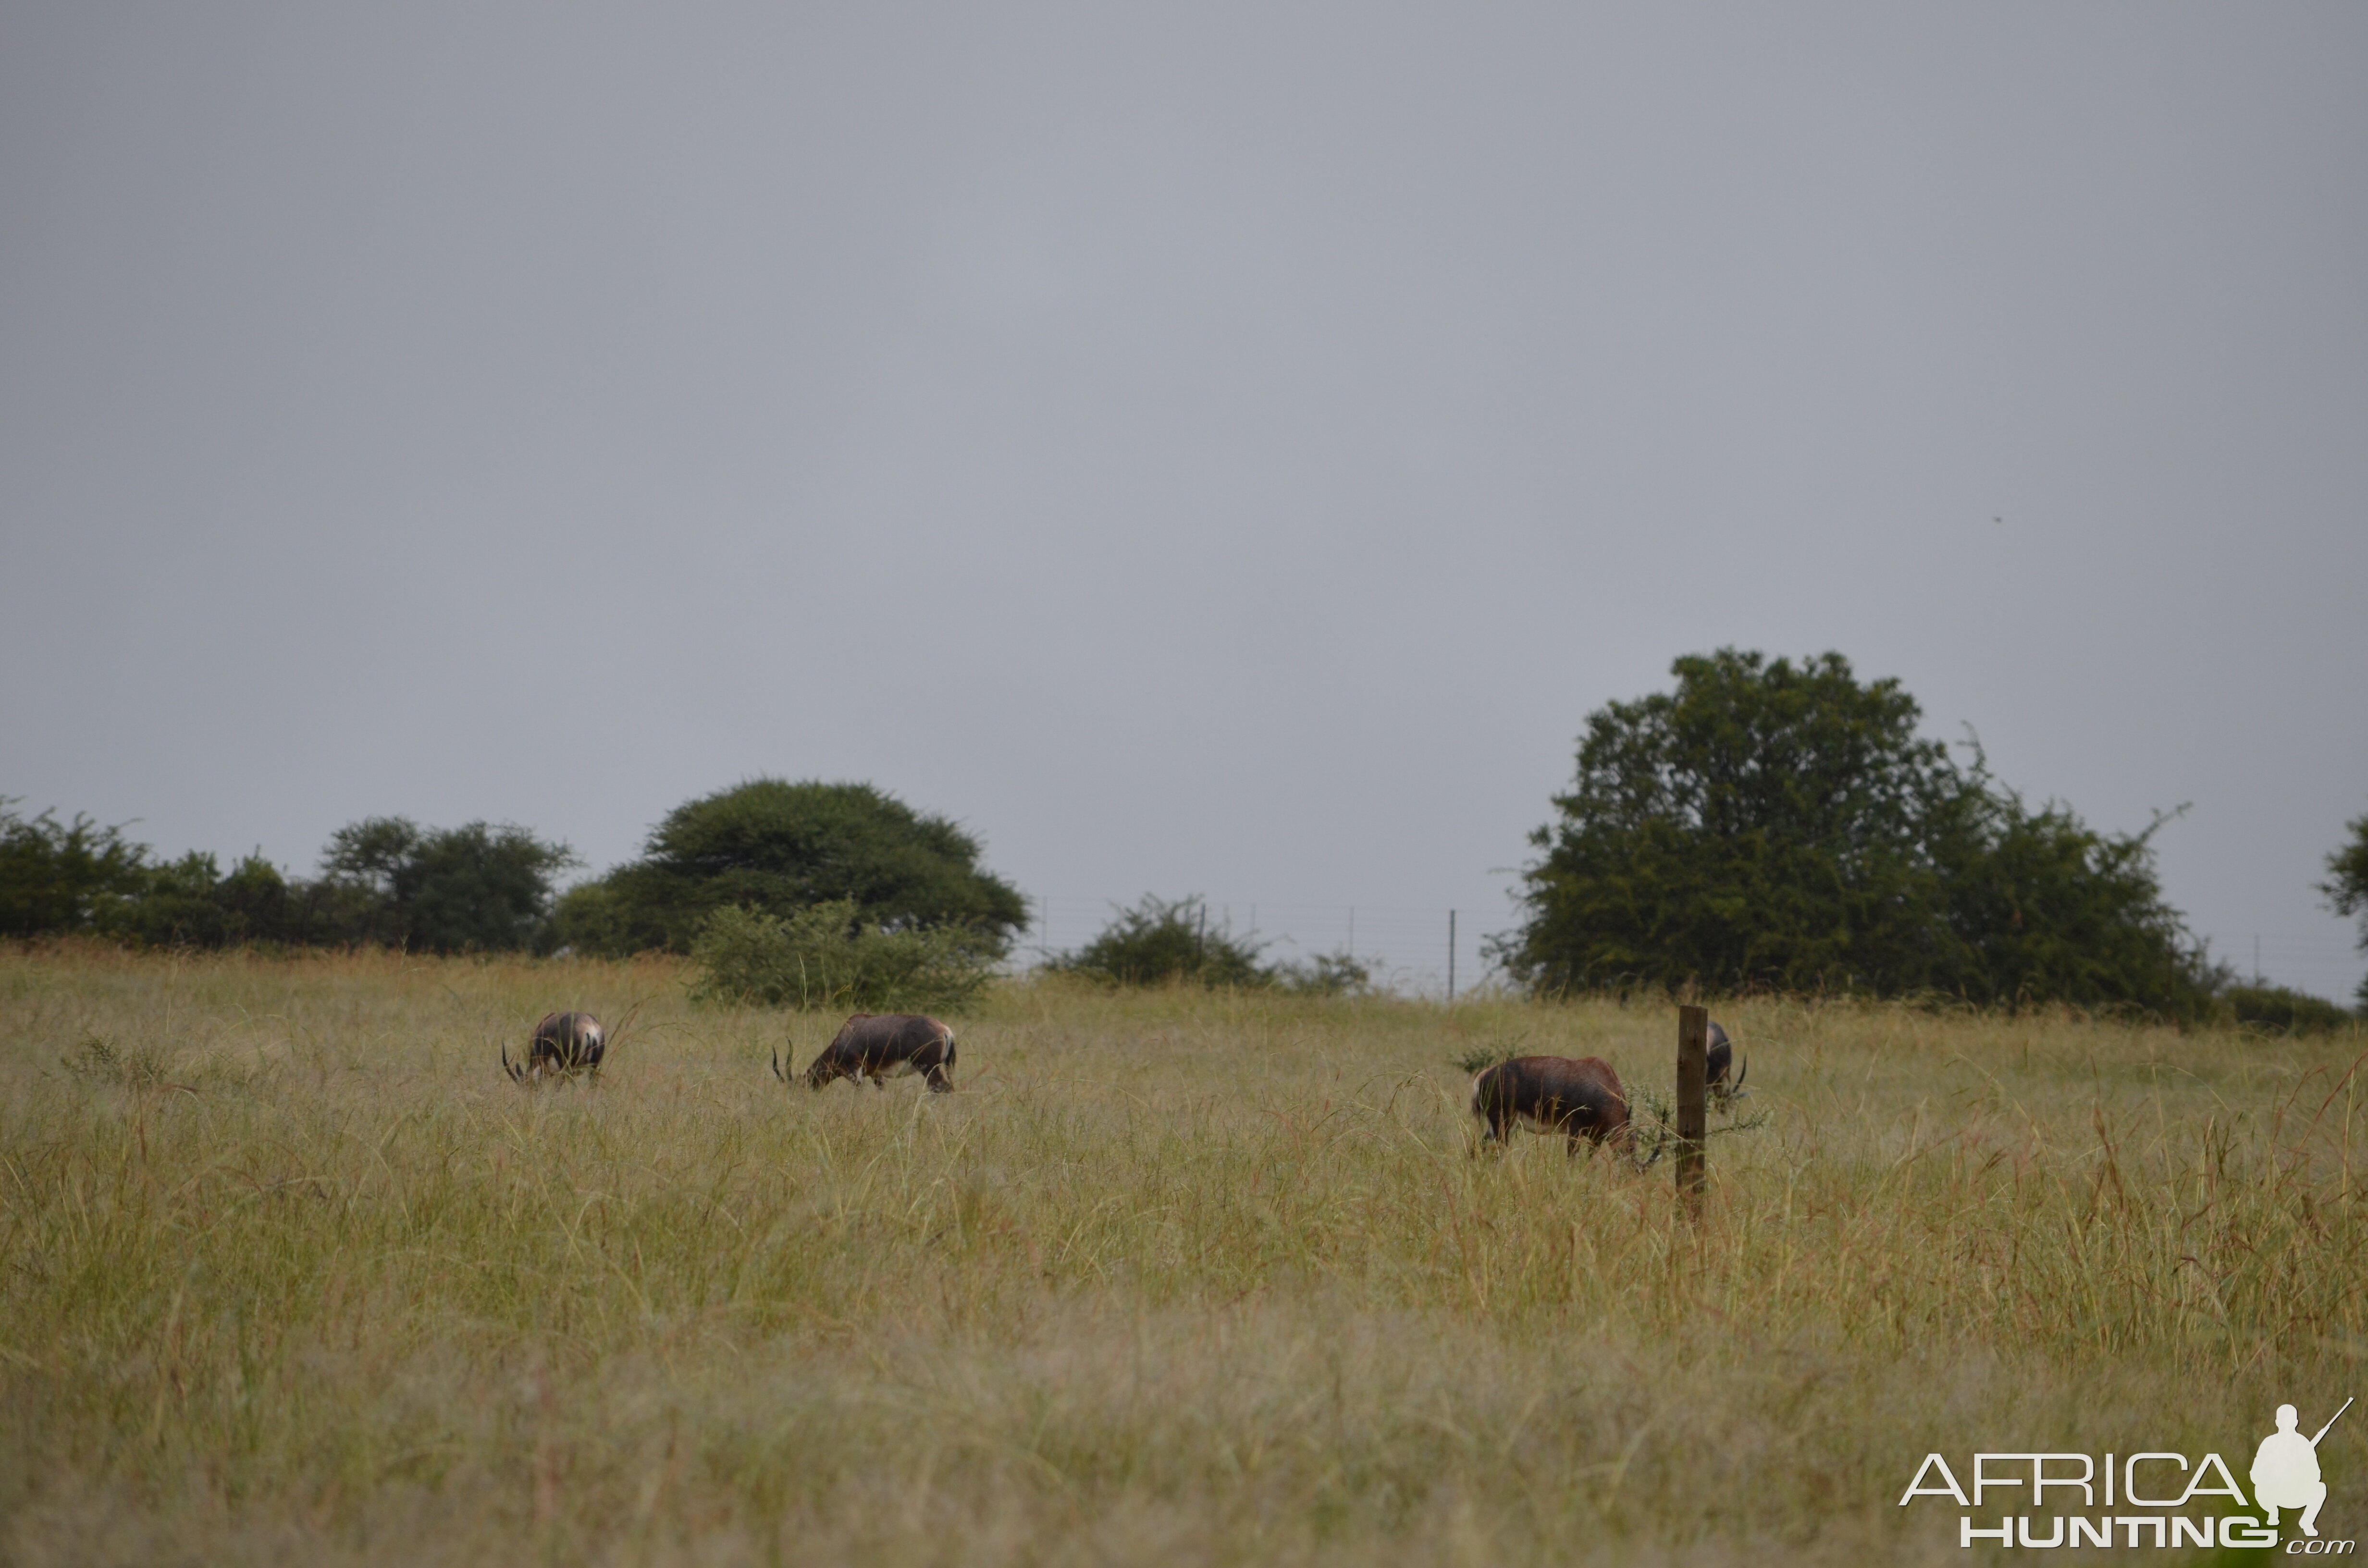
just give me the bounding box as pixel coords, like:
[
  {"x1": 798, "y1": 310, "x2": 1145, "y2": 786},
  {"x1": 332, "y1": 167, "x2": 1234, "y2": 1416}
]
[{"x1": 0, "y1": 945, "x2": 2361, "y2": 1565}]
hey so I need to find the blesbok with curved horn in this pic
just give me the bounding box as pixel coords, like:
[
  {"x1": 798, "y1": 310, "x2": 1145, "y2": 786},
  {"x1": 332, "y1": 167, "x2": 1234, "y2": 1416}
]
[
  {"x1": 503, "y1": 1011, "x2": 605, "y2": 1086},
  {"x1": 1469, "y1": 1054, "x2": 1637, "y2": 1160},
  {"x1": 773, "y1": 1013, "x2": 957, "y2": 1094}
]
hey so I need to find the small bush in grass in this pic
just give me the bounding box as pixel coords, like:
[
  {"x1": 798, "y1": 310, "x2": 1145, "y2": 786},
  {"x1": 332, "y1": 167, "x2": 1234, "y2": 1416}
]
[
  {"x1": 56, "y1": 1033, "x2": 171, "y2": 1088},
  {"x1": 1046, "y1": 895, "x2": 1273, "y2": 988},
  {"x1": 687, "y1": 900, "x2": 996, "y2": 1013},
  {"x1": 1276, "y1": 951, "x2": 1373, "y2": 996},
  {"x1": 1622, "y1": 1082, "x2": 1773, "y2": 1165},
  {"x1": 2222, "y1": 983, "x2": 2356, "y2": 1035}
]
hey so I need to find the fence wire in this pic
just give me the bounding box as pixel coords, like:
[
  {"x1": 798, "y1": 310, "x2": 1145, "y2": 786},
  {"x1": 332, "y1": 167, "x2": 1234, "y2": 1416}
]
[
  {"x1": 1018, "y1": 896, "x2": 1499, "y2": 997},
  {"x1": 1014, "y1": 898, "x2": 2366, "y2": 1005}
]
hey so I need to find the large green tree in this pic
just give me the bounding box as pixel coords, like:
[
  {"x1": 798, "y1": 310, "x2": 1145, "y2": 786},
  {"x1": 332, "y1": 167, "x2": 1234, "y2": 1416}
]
[
  {"x1": 112, "y1": 851, "x2": 301, "y2": 947},
  {"x1": 320, "y1": 818, "x2": 576, "y2": 953},
  {"x1": 555, "y1": 780, "x2": 1027, "y2": 957},
  {"x1": 2321, "y1": 811, "x2": 2368, "y2": 1009},
  {"x1": 1935, "y1": 790, "x2": 2215, "y2": 1012},
  {"x1": 1496, "y1": 650, "x2": 2220, "y2": 1012},
  {"x1": 0, "y1": 800, "x2": 150, "y2": 938}
]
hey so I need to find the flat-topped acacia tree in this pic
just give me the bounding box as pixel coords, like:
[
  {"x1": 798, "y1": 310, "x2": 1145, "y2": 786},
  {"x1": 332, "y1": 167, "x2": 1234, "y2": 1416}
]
[{"x1": 555, "y1": 779, "x2": 1027, "y2": 958}]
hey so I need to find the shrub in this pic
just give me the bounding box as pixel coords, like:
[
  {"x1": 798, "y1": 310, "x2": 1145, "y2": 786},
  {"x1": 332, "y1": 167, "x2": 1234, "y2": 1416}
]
[
  {"x1": 686, "y1": 900, "x2": 997, "y2": 1013},
  {"x1": 102, "y1": 846, "x2": 391, "y2": 951},
  {"x1": 319, "y1": 818, "x2": 576, "y2": 954},
  {"x1": 544, "y1": 879, "x2": 655, "y2": 957},
  {"x1": 56, "y1": 1033, "x2": 172, "y2": 1089},
  {"x1": 111, "y1": 852, "x2": 266, "y2": 947},
  {"x1": 1047, "y1": 895, "x2": 1272, "y2": 988},
  {"x1": 2221, "y1": 984, "x2": 2355, "y2": 1035},
  {"x1": 0, "y1": 801, "x2": 149, "y2": 937},
  {"x1": 1275, "y1": 951, "x2": 1374, "y2": 996},
  {"x1": 1934, "y1": 792, "x2": 2222, "y2": 1017}
]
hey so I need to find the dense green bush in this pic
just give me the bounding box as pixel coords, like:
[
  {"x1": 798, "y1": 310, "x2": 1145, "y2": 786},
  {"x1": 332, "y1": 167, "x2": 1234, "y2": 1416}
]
[
  {"x1": 1931, "y1": 790, "x2": 2218, "y2": 1013},
  {"x1": 686, "y1": 901, "x2": 997, "y2": 1013},
  {"x1": 1494, "y1": 650, "x2": 2224, "y2": 1015},
  {"x1": 1274, "y1": 951, "x2": 1375, "y2": 996},
  {"x1": 0, "y1": 800, "x2": 572, "y2": 953},
  {"x1": 320, "y1": 818, "x2": 575, "y2": 954},
  {"x1": 2220, "y1": 983, "x2": 2355, "y2": 1035},
  {"x1": 561, "y1": 780, "x2": 1027, "y2": 957},
  {"x1": 1048, "y1": 896, "x2": 1274, "y2": 988},
  {"x1": 0, "y1": 802, "x2": 149, "y2": 938},
  {"x1": 111, "y1": 852, "x2": 298, "y2": 947},
  {"x1": 544, "y1": 879, "x2": 645, "y2": 958}
]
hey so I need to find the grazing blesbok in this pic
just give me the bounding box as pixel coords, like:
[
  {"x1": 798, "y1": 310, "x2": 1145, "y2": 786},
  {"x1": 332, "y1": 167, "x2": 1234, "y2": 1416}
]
[
  {"x1": 773, "y1": 1013, "x2": 956, "y2": 1093},
  {"x1": 504, "y1": 1011, "x2": 605, "y2": 1085},
  {"x1": 1706, "y1": 1020, "x2": 1747, "y2": 1104},
  {"x1": 1469, "y1": 1054, "x2": 1634, "y2": 1157}
]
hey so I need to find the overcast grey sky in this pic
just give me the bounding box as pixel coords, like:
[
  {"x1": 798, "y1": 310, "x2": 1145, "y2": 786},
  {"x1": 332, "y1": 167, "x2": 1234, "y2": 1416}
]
[{"x1": 4, "y1": 3, "x2": 2363, "y2": 996}]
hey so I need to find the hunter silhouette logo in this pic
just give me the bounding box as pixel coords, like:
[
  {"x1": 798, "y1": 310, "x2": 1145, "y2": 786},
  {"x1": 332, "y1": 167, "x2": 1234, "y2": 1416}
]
[
  {"x1": 2255, "y1": 1397, "x2": 2349, "y2": 1539},
  {"x1": 1896, "y1": 1393, "x2": 2354, "y2": 1549}
]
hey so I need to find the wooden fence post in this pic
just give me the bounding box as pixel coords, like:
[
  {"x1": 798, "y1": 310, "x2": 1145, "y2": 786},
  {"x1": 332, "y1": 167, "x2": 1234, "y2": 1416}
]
[{"x1": 1677, "y1": 1004, "x2": 1708, "y2": 1218}]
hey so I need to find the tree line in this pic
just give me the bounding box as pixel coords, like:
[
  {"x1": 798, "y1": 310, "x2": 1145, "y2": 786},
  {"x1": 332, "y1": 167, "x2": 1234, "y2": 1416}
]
[
  {"x1": 0, "y1": 809, "x2": 574, "y2": 954},
  {"x1": 0, "y1": 780, "x2": 1022, "y2": 963},
  {"x1": 7, "y1": 650, "x2": 2365, "y2": 1022}
]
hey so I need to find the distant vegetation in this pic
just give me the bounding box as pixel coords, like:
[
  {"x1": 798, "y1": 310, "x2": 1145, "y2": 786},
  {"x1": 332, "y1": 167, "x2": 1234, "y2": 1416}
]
[
  {"x1": 1047, "y1": 894, "x2": 1371, "y2": 995},
  {"x1": 2322, "y1": 809, "x2": 2368, "y2": 1009},
  {"x1": 554, "y1": 779, "x2": 1027, "y2": 961},
  {"x1": 1047, "y1": 895, "x2": 1271, "y2": 988},
  {"x1": 315, "y1": 818, "x2": 577, "y2": 953},
  {"x1": 1492, "y1": 650, "x2": 2242, "y2": 1019},
  {"x1": 0, "y1": 781, "x2": 1023, "y2": 983},
  {"x1": 2219, "y1": 983, "x2": 2355, "y2": 1036},
  {"x1": 0, "y1": 800, "x2": 572, "y2": 954},
  {"x1": 5, "y1": 739, "x2": 2358, "y2": 1022},
  {"x1": 687, "y1": 900, "x2": 998, "y2": 1014}
]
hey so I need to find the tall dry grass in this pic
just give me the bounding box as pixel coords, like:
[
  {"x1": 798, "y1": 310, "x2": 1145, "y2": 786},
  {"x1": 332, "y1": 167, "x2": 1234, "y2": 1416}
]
[{"x1": 0, "y1": 944, "x2": 2360, "y2": 1564}]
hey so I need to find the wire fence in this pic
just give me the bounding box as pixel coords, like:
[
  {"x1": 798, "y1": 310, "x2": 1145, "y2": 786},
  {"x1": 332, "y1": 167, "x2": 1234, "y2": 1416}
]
[
  {"x1": 2217, "y1": 930, "x2": 2367, "y2": 1007},
  {"x1": 1011, "y1": 898, "x2": 2366, "y2": 1006},
  {"x1": 1017, "y1": 895, "x2": 1502, "y2": 999}
]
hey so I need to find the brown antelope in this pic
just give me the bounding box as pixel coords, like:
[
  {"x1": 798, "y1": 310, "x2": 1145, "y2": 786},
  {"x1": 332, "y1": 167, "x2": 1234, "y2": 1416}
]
[
  {"x1": 1469, "y1": 1054, "x2": 1633, "y2": 1156},
  {"x1": 503, "y1": 1011, "x2": 605, "y2": 1085},
  {"x1": 774, "y1": 1013, "x2": 956, "y2": 1093}
]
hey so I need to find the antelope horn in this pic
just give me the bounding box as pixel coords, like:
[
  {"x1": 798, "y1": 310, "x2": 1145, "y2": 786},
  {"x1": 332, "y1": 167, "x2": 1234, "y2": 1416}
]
[
  {"x1": 502, "y1": 1041, "x2": 524, "y2": 1086},
  {"x1": 771, "y1": 1049, "x2": 789, "y2": 1085}
]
